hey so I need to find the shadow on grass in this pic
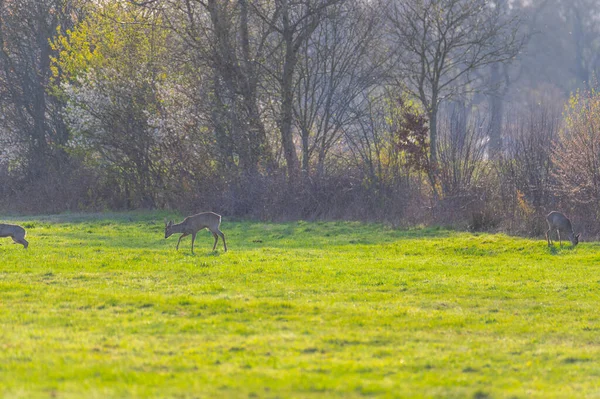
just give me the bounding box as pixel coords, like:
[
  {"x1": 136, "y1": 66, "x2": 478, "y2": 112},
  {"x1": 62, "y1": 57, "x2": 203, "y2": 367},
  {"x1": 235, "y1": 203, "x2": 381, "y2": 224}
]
[
  {"x1": 183, "y1": 250, "x2": 225, "y2": 258},
  {"x1": 165, "y1": 245, "x2": 225, "y2": 257},
  {"x1": 547, "y1": 244, "x2": 577, "y2": 255}
]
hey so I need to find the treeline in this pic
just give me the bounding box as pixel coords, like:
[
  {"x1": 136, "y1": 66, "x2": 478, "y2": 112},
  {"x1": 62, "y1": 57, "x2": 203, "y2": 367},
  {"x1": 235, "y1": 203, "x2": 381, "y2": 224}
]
[{"x1": 0, "y1": 0, "x2": 599, "y2": 237}]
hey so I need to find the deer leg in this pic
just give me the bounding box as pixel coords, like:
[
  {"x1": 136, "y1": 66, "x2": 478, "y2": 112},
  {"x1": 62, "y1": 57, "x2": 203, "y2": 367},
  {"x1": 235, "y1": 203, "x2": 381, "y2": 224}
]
[
  {"x1": 176, "y1": 233, "x2": 188, "y2": 250},
  {"x1": 546, "y1": 229, "x2": 551, "y2": 246},
  {"x1": 218, "y1": 230, "x2": 227, "y2": 252},
  {"x1": 12, "y1": 237, "x2": 27, "y2": 249},
  {"x1": 191, "y1": 232, "x2": 196, "y2": 254},
  {"x1": 212, "y1": 232, "x2": 218, "y2": 251},
  {"x1": 557, "y1": 230, "x2": 562, "y2": 247}
]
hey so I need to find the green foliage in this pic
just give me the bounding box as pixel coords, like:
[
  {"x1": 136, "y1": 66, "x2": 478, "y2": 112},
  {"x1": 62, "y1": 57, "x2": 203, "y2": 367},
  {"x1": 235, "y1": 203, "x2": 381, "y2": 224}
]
[
  {"x1": 0, "y1": 213, "x2": 599, "y2": 398},
  {"x1": 355, "y1": 89, "x2": 430, "y2": 190},
  {"x1": 49, "y1": 1, "x2": 179, "y2": 208},
  {"x1": 52, "y1": 1, "x2": 169, "y2": 84}
]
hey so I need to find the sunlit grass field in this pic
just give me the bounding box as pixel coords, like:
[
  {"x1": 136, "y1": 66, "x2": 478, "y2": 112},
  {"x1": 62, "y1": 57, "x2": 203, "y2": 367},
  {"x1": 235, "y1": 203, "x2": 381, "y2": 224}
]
[{"x1": 1, "y1": 212, "x2": 600, "y2": 398}]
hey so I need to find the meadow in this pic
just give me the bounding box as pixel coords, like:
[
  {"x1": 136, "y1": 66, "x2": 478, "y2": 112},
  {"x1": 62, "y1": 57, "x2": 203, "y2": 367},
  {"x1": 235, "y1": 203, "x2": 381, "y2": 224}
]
[{"x1": 1, "y1": 212, "x2": 599, "y2": 398}]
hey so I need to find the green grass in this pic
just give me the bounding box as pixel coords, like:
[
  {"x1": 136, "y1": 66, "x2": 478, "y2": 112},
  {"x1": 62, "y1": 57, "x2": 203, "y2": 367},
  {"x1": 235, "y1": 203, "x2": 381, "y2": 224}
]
[{"x1": 1, "y1": 212, "x2": 600, "y2": 398}]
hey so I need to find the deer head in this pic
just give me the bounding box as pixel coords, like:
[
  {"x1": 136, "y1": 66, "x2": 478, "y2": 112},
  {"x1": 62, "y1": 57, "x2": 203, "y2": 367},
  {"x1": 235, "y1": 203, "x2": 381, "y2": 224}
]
[
  {"x1": 164, "y1": 219, "x2": 174, "y2": 239},
  {"x1": 570, "y1": 233, "x2": 581, "y2": 246}
]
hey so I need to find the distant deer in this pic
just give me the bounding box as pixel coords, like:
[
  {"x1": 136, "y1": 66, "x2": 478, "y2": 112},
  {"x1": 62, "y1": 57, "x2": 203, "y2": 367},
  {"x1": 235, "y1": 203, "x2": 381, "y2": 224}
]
[
  {"x1": 0, "y1": 223, "x2": 28, "y2": 249},
  {"x1": 164, "y1": 212, "x2": 227, "y2": 254},
  {"x1": 546, "y1": 211, "x2": 580, "y2": 247}
]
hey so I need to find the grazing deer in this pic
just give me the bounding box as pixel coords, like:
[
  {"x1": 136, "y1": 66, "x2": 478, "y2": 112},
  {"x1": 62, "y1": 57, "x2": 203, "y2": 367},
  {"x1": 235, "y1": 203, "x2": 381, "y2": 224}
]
[
  {"x1": 0, "y1": 223, "x2": 28, "y2": 249},
  {"x1": 164, "y1": 212, "x2": 227, "y2": 254},
  {"x1": 546, "y1": 211, "x2": 580, "y2": 247}
]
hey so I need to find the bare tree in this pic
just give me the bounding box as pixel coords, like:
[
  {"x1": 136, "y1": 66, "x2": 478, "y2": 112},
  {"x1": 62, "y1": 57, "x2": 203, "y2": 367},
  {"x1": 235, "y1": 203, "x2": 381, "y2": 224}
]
[
  {"x1": 436, "y1": 108, "x2": 488, "y2": 198},
  {"x1": 256, "y1": 0, "x2": 344, "y2": 180},
  {"x1": 386, "y1": 0, "x2": 523, "y2": 164},
  {"x1": 552, "y1": 88, "x2": 600, "y2": 206},
  {"x1": 294, "y1": 1, "x2": 387, "y2": 177}
]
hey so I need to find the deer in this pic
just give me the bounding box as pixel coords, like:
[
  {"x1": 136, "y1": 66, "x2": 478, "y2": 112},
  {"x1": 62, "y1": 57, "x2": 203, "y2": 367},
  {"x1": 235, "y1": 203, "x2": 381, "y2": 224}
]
[
  {"x1": 546, "y1": 211, "x2": 580, "y2": 247},
  {"x1": 164, "y1": 212, "x2": 227, "y2": 254},
  {"x1": 0, "y1": 223, "x2": 28, "y2": 249}
]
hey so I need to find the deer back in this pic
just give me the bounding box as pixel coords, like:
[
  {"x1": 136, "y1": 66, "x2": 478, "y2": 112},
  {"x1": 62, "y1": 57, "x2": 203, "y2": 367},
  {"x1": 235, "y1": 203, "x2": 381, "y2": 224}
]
[
  {"x1": 547, "y1": 211, "x2": 573, "y2": 232},
  {"x1": 0, "y1": 223, "x2": 25, "y2": 238},
  {"x1": 186, "y1": 212, "x2": 221, "y2": 231}
]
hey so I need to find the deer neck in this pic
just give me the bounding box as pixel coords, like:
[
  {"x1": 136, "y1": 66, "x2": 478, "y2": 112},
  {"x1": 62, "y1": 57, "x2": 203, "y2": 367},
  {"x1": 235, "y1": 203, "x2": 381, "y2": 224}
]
[{"x1": 170, "y1": 222, "x2": 188, "y2": 233}]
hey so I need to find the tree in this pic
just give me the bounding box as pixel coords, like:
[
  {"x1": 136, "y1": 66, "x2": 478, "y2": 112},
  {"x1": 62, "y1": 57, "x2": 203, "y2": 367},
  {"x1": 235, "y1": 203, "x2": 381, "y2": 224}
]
[
  {"x1": 552, "y1": 88, "x2": 600, "y2": 207},
  {"x1": 344, "y1": 89, "x2": 429, "y2": 193},
  {"x1": 386, "y1": 0, "x2": 523, "y2": 164},
  {"x1": 256, "y1": 0, "x2": 345, "y2": 180},
  {"x1": 511, "y1": 0, "x2": 600, "y2": 100},
  {"x1": 562, "y1": 0, "x2": 600, "y2": 86},
  {"x1": 294, "y1": 1, "x2": 387, "y2": 177},
  {"x1": 0, "y1": 0, "x2": 80, "y2": 181},
  {"x1": 143, "y1": 0, "x2": 276, "y2": 177},
  {"x1": 54, "y1": 1, "x2": 172, "y2": 208}
]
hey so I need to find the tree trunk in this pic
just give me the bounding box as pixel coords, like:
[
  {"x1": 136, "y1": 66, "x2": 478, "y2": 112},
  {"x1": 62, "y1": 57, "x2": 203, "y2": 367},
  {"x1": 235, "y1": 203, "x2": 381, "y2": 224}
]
[
  {"x1": 488, "y1": 63, "x2": 504, "y2": 158},
  {"x1": 450, "y1": 100, "x2": 468, "y2": 151},
  {"x1": 429, "y1": 107, "x2": 438, "y2": 166},
  {"x1": 301, "y1": 126, "x2": 310, "y2": 174},
  {"x1": 280, "y1": 0, "x2": 300, "y2": 180},
  {"x1": 239, "y1": 0, "x2": 273, "y2": 172}
]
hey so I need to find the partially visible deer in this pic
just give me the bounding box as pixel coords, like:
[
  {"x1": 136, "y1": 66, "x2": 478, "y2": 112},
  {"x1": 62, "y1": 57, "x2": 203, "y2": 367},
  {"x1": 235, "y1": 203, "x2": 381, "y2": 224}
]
[
  {"x1": 164, "y1": 212, "x2": 227, "y2": 254},
  {"x1": 0, "y1": 223, "x2": 28, "y2": 249},
  {"x1": 546, "y1": 211, "x2": 580, "y2": 247}
]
